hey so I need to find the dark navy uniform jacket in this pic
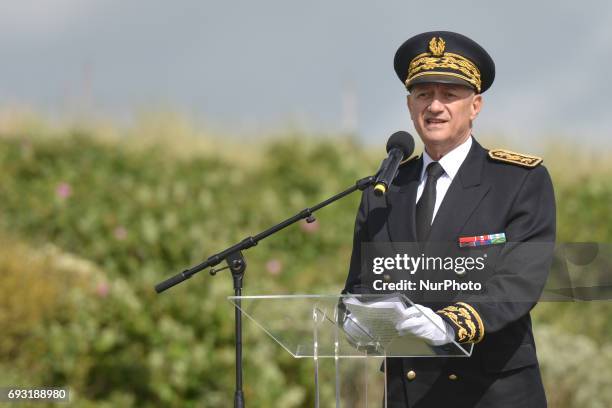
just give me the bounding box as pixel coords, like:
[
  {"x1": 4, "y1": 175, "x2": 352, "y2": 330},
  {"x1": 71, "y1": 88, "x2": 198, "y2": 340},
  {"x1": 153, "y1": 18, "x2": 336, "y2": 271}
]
[{"x1": 343, "y1": 138, "x2": 556, "y2": 408}]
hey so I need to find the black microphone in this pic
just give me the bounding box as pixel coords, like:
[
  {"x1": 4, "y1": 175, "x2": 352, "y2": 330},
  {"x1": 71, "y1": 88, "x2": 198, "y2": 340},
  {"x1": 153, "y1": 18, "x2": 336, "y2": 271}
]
[{"x1": 373, "y1": 131, "x2": 415, "y2": 196}]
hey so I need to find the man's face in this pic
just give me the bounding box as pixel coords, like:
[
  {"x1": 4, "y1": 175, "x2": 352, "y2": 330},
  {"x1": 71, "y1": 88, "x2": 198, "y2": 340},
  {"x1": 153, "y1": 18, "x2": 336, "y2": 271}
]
[{"x1": 407, "y1": 83, "x2": 482, "y2": 153}]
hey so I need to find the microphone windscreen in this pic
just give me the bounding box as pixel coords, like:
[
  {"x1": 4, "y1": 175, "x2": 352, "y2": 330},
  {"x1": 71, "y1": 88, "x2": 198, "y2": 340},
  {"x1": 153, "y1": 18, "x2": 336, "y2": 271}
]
[{"x1": 386, "y1": 131, "x2": 415, "y2": 157}]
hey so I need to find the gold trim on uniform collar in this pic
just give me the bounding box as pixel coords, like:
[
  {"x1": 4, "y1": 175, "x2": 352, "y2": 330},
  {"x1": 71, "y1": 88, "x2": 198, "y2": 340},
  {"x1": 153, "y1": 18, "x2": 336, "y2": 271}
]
[
  {"x1": 406, "y1": 37, "x2": 482, "y2": 92},
  {"x1": 399, "y1": 155, "x2": 418, "y2": 167}
]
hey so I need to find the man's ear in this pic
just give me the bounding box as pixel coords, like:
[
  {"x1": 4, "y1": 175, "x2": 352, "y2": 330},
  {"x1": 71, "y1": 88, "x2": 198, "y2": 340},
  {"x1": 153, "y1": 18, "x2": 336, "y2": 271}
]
[{"x1": 470, "y1": 94, "x2": 483, "y2": 120}]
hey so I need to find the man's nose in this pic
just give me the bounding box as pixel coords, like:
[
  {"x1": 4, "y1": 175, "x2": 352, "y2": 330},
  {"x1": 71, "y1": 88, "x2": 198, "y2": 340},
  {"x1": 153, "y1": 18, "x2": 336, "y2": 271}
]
[{"x1": 427, "y1": 98, "x2": 445, "y2": 113}]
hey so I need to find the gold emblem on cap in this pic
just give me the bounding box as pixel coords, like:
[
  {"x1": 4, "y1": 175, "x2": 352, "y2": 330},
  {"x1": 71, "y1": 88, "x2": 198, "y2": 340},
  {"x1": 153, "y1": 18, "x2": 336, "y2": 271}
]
[{"x1": 429, "y1": 37, "x2": 446, "y2": 56}]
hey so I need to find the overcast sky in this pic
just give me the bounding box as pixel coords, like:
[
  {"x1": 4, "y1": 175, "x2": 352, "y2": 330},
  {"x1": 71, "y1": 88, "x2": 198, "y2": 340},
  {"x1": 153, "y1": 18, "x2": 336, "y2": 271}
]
[{"x1": 2, "y1": 0, "x2": 611, "y2": 149}]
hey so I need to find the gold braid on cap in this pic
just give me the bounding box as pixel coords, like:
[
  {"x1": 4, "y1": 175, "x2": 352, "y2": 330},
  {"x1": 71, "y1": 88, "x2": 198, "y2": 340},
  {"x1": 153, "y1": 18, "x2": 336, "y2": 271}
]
[{"x1": 406, "y1": 37, "x2": 482, "y2": 92}]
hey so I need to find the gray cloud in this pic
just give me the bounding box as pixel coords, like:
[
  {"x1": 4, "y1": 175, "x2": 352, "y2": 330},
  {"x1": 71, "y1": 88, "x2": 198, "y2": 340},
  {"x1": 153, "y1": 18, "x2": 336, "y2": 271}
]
[{"x1": 1, "y1": 0, "x2": 611, "y2": 147}]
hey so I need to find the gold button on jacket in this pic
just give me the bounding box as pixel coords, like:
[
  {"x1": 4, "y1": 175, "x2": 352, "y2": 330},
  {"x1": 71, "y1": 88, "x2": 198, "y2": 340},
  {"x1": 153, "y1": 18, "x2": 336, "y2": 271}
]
[
  {"x1": 406, "y1": 370, "x2": 416, "y2": 381},
  {"x1": 448, "y1": 374, "x2": 458, "y2": 381}
]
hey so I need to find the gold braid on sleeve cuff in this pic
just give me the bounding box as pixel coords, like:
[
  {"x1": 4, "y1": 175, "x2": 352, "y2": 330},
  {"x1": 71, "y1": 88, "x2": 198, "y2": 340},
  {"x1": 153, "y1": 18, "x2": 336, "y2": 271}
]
[{"x1": 436, "y1": 302, "x2": 485, "y2": 344}]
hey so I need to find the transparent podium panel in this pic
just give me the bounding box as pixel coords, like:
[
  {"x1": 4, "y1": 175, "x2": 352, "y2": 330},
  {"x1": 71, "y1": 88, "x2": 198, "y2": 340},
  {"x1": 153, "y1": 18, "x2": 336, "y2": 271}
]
[
  {"x1": 227, "y1": 294, "x2": 473, "y2": 358},
  {"x1": 315, "y1": 356, "x2": 385, "y2": 407},
  {"x1": 228, "y1": 294, "x2": 474, "y2": 407}
]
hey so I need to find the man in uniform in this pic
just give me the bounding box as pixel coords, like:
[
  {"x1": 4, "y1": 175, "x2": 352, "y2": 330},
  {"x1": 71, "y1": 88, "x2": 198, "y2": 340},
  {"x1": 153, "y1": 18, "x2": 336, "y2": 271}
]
[{"x1": 343, "y1": 31, "x2": 556, "y2": 407}]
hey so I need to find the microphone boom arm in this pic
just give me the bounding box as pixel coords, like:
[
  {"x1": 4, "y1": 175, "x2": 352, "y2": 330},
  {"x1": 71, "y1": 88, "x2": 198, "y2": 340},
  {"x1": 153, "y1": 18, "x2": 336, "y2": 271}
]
[{"x1": 154, "y1": 175, "x2": 376, "y2": 293}]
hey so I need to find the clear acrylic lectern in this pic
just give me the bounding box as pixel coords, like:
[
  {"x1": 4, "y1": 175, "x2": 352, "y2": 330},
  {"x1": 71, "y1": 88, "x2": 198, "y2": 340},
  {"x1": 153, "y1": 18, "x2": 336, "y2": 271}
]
[{"x1": 228, "y1": 294, "x2": 472, "y2": 407}]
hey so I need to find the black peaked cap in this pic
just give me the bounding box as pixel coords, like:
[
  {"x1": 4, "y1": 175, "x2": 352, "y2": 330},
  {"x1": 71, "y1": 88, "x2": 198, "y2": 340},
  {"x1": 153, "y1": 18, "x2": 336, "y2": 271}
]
[{"x1": 394, "y1": 31, "x2": 495, "y2": 93}]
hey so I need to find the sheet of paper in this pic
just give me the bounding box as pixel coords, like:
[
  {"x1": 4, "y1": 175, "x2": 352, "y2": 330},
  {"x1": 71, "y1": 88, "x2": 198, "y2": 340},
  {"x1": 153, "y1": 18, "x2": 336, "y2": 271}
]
[{"x1": 342, "y1": 297, "x2": 421, "y2": 346}]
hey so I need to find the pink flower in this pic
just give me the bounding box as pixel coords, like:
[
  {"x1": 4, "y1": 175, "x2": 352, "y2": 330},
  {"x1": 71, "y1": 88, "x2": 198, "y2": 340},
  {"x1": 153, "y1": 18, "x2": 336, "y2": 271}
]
[
  {"x1": 300, "y1": 219, "x2": 320, "y2": 234},
  {"x1": 113, "y1": 226, "x2": 128, "y2": 240},
  {"x1": 56, "y1": 182, "x2": 72, "y2": 199},
  {"x1": 265, "y1": 259, "x2": 283, "y2": 276},
  {"x1": 96, "y1": 282, "x2": 110, "y2": 298}
]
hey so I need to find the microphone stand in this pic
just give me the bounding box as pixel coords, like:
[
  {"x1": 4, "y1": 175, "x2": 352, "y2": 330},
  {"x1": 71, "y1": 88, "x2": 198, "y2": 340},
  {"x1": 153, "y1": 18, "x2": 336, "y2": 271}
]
[{"x1": 155, "y1": 175, "x2": 375, "y2": 408}]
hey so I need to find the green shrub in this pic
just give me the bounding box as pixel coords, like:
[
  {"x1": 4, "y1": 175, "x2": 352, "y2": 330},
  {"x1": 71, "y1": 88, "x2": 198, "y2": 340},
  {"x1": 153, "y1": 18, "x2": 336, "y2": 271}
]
[{"x1": 0, "y1": 126, "x2": 611, "y2": 407}]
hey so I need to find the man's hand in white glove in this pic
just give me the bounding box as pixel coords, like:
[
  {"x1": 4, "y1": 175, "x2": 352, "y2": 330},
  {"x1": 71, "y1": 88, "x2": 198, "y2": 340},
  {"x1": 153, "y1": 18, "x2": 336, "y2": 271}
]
[{"x1": 395, "y1": 305, "x2": 455, "y2": 346}]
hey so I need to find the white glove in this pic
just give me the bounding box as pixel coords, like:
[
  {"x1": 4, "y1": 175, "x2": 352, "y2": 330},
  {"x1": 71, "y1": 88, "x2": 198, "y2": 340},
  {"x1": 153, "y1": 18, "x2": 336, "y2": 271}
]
[{"x1": 395, "y1": 304, "x2": 455, "y2": 346}]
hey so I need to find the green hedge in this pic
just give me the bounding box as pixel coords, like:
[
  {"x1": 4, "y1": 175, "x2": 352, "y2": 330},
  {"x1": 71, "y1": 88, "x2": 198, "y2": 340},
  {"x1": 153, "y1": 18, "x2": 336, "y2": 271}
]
[{"x1": 0, "y1": 130, "x2": 611, "y2": 407}]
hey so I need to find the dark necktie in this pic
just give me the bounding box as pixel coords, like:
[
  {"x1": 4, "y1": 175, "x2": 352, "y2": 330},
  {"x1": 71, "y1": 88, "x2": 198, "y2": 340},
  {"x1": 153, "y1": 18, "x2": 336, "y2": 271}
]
[{"x1": 416, "y1": 162, "x2": 445, "y2": 242}]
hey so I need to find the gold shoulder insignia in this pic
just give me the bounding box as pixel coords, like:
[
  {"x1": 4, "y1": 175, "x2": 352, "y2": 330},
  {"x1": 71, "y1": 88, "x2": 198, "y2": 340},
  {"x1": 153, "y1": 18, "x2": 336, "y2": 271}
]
[
  {"x1": 398, "y1": 155, "x2": 418, "y2": 167},
  {"x1": 488, "y1": 149, "x2": 543, "y2": 168}
]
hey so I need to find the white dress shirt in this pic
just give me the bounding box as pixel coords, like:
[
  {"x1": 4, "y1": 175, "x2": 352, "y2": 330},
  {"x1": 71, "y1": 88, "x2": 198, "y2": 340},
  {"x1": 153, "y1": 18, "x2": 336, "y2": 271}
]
[{"x1": 416, "y1": 136, "x2": 472, "y2": 223}]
